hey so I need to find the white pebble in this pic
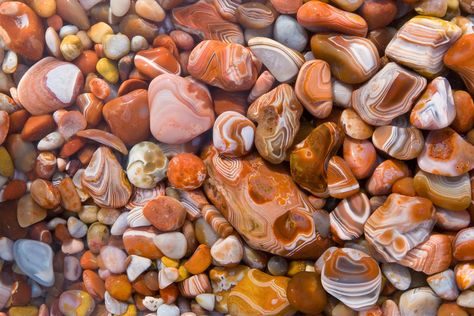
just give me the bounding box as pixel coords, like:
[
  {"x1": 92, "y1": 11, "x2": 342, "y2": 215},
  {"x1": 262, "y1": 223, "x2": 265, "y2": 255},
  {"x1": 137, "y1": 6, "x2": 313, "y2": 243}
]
[
  {"x1": 111, "y1": 211, "x2": 129, "y2": 235},
  {"x1": 59, "y1": 25, "x2": 79, "y2": 38},
  {"x1": 143, "y1": 296, "x2": 164, "y2": 312},
  {"x1": 196, "y1": 293, "x2": 215, "y2": 311},
  {"x1": 156, "y1": 304, "x2": 179, "y2": 316},
  {"x1": 0, "y1": 237, "x2": 14, "y2": 261},
  {"x1": 38, "y1": 131, "x2": 65, "y2": 151},
  {"x1": 111, "y1": 0, "x2": 131, "y2": 17},
  {"x1": 105, "y1": 291, "x2": 128, "y2": 315},
  {"x1": 127, "y1": 255, "x2": 152, "y2": 282},
  {"x1": 103, "y1": 33, "x2": 130, "y2": 60},
  {"x1": 45, "y1": 27, "x2": 62, "y2": 59},
  {"x1": 2, "y1": 50, "x2": 17, "y2": 74},
  {"x1": 131, "y1": 35, "x2": 149, "y2": 52},
  {"x1": 154, "y1": 232, "x2": 187, "y2": 260}
]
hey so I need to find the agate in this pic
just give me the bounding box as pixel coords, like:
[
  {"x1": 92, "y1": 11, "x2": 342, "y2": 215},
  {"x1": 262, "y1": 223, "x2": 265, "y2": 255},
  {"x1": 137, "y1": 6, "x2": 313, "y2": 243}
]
[
  {"x1": 213, "y1": 111, "x2": 255, "y2": 157},
  {"x1": 247, "y1": 84, "x2": 303, "y2": 164},
  {"x1": 188, "y1": 40, "x2": 260, "y2": 92},
  {"x1": 17, "y1": 57, "x2": 84, "y2": 115},
  {"x1": 364, "y1": 193, "x2": 436, "y2": 262},
  {"x1": 81, "y1": 147, "x2": 132, "y2": 209},
  {"x1": 202, "y1": 145, "x2": 330, "y2": 259}
]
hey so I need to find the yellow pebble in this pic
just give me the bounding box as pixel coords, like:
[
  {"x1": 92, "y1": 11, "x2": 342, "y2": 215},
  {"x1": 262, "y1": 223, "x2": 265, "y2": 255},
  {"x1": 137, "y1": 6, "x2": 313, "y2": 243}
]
[
  {"x1": 8, "y1": 306, "x2": 39, "y2": 316},
  {"x1": 287, "y1": 261, "x2": 307, "y2": 277},
  {"x1": 176, "y1": 265, "x2": 190, "y2": 282},
  {"x1": 26, "y1": 0, "x2": 56, "y2": 17},
  {"x1": 96, "y1": 58, "x2": 119, "y2": 84},
  {"x1": 447, "y1": 0, "x2": 459, "y2": 10},
  {"x1": 162, "y1": 256, "x2": 180, "y2": 268},
  {"x1": 87, "y1": 22, "x2": 114, "y2": 44},
  {"x1": 0, "y1": 146, "x2": 14, "y2": 178},
  {"x1": 120, "y1": 304, "x2": 137, "y2": 316},
  {"x1": 60, "y1": 35, "x2": 83, "y2": 61}
]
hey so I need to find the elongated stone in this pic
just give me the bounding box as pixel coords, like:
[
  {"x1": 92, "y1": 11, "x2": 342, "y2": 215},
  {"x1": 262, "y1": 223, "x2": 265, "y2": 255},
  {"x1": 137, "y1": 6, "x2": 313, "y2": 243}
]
[
  {"x1": 172, "y1": 1, "x2": 244, "y2": 45},
  {"x1": 297, "y1": 1, "x2": 368, "y2": 36},
  {"x1": 247, "y1": 84, "x2": 303, "y2": 164},
  {"x1": 444, "y1": 33, "x2": 474, "y2": 94},
  {"x1": 410, "y1": 77, "x2": 456, "y2": 130},
  {"x1": 82, "y1": 147, "x2": 132, "y2": 208},
  {"x1": 330, "y1": 192, "x2": 370, "y2": 241},
  {"x1": 290, "y1": 122, "x2": 344, "y2": 197},
  {"x1": 202, "y1": 145, "x2": 330, "y2": 259},
  {"x1": 295, "y1": 60, "x2": 333, "y2": 119},
  {"x1": 386, "y1": 16, "x2": 462, "y2": 78},
  {"x1": 352, "y1": 62, "x2": 427, "y2": 126}
]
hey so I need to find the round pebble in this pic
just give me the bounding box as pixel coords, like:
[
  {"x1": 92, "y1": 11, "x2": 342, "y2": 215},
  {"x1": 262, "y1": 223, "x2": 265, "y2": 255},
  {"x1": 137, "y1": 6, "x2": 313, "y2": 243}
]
[{"x1": 274, "y1": 15, "x2": 308, "y2": 52}]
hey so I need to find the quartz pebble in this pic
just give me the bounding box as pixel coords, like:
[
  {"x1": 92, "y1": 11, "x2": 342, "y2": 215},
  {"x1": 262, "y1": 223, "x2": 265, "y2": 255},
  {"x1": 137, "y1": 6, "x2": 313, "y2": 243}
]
[{"x1": 13, "y1": 240, "x2": 54, "y2": 287}]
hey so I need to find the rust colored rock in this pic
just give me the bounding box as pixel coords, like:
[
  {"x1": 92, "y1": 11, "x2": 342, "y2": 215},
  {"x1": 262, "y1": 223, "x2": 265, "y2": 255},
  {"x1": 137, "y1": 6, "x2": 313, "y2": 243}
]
[
  {"x1": 167, "y1": 153, "x2": 207, "y2": 190},
  {"x1": 143, "y1": 196, "x2": 187, "y2": 232},
  {"x1": 21, "y1": 115, "x2": 56, "y2": 142},
  {"x1": 0, "y1": 2, "x2": 44, "y2": 61},
  {"x1": 103, "y1": 89, "x2": 150, "y2": 146}
]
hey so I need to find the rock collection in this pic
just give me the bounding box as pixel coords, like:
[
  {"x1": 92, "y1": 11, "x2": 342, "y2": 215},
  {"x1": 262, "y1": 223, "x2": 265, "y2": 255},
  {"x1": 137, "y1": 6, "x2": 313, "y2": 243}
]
[{"x1": 1, "y1": 0, "x2": 474, "y2": 316}]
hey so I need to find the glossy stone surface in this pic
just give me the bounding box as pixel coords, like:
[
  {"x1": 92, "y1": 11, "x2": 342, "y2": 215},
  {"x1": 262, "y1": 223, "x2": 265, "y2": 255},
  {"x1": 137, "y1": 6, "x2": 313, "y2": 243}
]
[
  {"x1": 236, "y1": 2, "x2": 275, "y2": 29},
  {"x1": 103, "y1": 89, "x2": 150, "y2": 146},
  {"x1": 418, "y1": 128, "x2": 474, "y2": 177},
  {"x1": 248, "y1": 37, "x2": 305, "y2": 83},
  {"x1": 414, "y1": 170, "x2": 471, "y2": 211},
  {"x1": 444, "y1": 33, "x2": 474, "y2": 94},
  {"x1": 148, "y1": 74, "x2": 214, "y2": 144},
  {"x1": 17, "y1": 57, "x2": 84, "y2": 115},
  {"x1": 372, "y1": 126, "x2": 424, "y2": 160},
  {"x1": 386, "y1": 16, "x2": 462, "y2": 78},
  {"x1": 167, "y1": 153, "x2": 207, "y2": 190},
  {"x1": 321, "y1": 248, "x2": 382, "y2": 311},
  {"x1": 367, "y1": 159, "x2": 411, "y2": 196},
  {"x1": 297, "y1": 1, "x2": 368, "y2": 36},
  {"x1": 13, "y1": 239, "x2": 54, "y2": 287},
  {"x1": 134, "y1": 47, "x2": 181, "y2": 79},
  {"x1": 330, "y1": 192, "x2": 370, "y2": 240},
  {"x1": 295, "y1": 60, "x2": 333, "y2": 119},
  {"x1": 327, "y1": 156, "x2": 359, "y2": 199},
  {"x1": 172, "y1": 1, "x2": 244, "y2": 45},
  {"x1": 213, "y1": 111, "x2": 255, "y2": 158},
  {"x1": 410, "y1": 77, "x2": 456, "y2": 130},
  {"x1": 58, "y1": 290, "x2": 95, "y2": 316},
  {"x1": 0, "y1": 2, "x2": 44, "y2": 61},
  {"x1": 227, "y1": 269, "x2": 295, "y2": 316},
  {"x1": 290, "y1": 122, "x2": 344, "y2": 197},
  {"x1": 143, "y1": 196, "x2": 186, "y2": 231},
  {"x1": 202, "y1": 145, "x2": 330, "y2": 259},
  {"x1": 453, "y1": 228, "x2": 474, "y2": 261},
  {"x1": 311, "y1": 34, "x2": 380, "y2": 84},
  {"x1": 248, "y1": 84, "x2": 303, "y2": 164},
  {"x1": 352, "y1": 62, "x2": 427, "y2": 126},
  {"x1": 188, "y1": 40, "x2": 259, "y2": 92},
  {"x1": 287, "y1": 271, "x2": 327, "y2": 314},
  {"x1": 365, "y1": 193, "x2": 436, "y2": 262},
  {"x1": 81, "y1": 146, "x2": 132, "y2": 208}
]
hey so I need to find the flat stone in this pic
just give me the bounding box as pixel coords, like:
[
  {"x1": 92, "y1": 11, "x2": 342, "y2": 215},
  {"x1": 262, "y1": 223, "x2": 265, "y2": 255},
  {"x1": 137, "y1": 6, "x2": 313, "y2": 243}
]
[{"x1": 13, "y1": 239, "x2": 54, "y2": 287}]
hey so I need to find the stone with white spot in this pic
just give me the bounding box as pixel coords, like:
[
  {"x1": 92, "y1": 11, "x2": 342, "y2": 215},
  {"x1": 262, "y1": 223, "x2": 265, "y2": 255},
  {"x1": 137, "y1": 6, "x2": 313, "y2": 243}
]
[
  {"x1": 18, "y1": 57, "x2": 84, "y2": 115},
  {"x1": 142, "y1": 296, "x2": 164, "y2": 312}
]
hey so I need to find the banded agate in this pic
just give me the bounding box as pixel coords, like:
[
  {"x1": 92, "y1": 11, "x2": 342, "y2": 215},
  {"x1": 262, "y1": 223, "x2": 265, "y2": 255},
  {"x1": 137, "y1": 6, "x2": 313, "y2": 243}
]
[
  {"x1": 213, "y1": 0, "x2": 241, "y2": 22},
  {"x1": 327, "y1": 156, "x2": 359, "y2": 199},
  {"x1": 297, "y1": 1, "x2": 368, "y2": 37},
  {"x1": 290, "y1": 122, "x2": 344, "y2": 197},
  {"x1": 418, "y1": 128, "x2": 474, "y2": 177},
  {"x1": 385, "y1": 16, "x2": 462, "y2": 78},
  {"x1": 81, "y1": 147, "x2": 132, "y2": 209},
  {"x1": 352, "y1": 62, "x2": 427, "y2": 126},
  {"x1": 295, "y1": 60, "x2": 333, "y2": 119},
  {"x1": 248, "y1": 37, "x2": 305, "y2": 83},
  {"x1": 213, "y1": 111, "x2": 255, "y2": 158},
  {"x1": 202, "y1": 145, "x2": 330, "y2": 259},
  {"x1": 414, "y1": 170, "x2": 472, "y2": 211},
  {"x1": 410, "y1": 77, "x2": 456, "y2": 130},
  {"x1": 310, "y1": 34, "x2": 380, "y2": 84},
  {"x1": 330, "y1": 192, "x2": 370, "y2": 241},
  {"x1": 372, "y1": 126, "x2": 424, "y2": 160},
  {"x1": 321, "y1": 248, "x2": 382, "y2": 311},
  {"x1": 247, "y1": 84, "x2": 303, "y2": 164},
  {"x1": 398, "y1": 234, "x2": 452, "y2": 275},
  {"x1": 227, "y1": 269, "x2": 295, "y2": 316},
  {"x1": 364, "y1": 193, "x2": 436, "y2": 262},
  {"x1": 188, "y1": 40, "x2": 260, "y2": 92},
  {"x1": 171, "y1": 1, "x2": 244, "y2": 45}
]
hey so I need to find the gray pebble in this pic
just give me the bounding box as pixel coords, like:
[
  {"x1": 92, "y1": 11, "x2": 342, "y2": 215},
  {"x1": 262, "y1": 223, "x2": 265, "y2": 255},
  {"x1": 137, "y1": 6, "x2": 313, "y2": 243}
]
[{"x1": 273, "y1": 15, "x2": 308, "y2": 52}]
